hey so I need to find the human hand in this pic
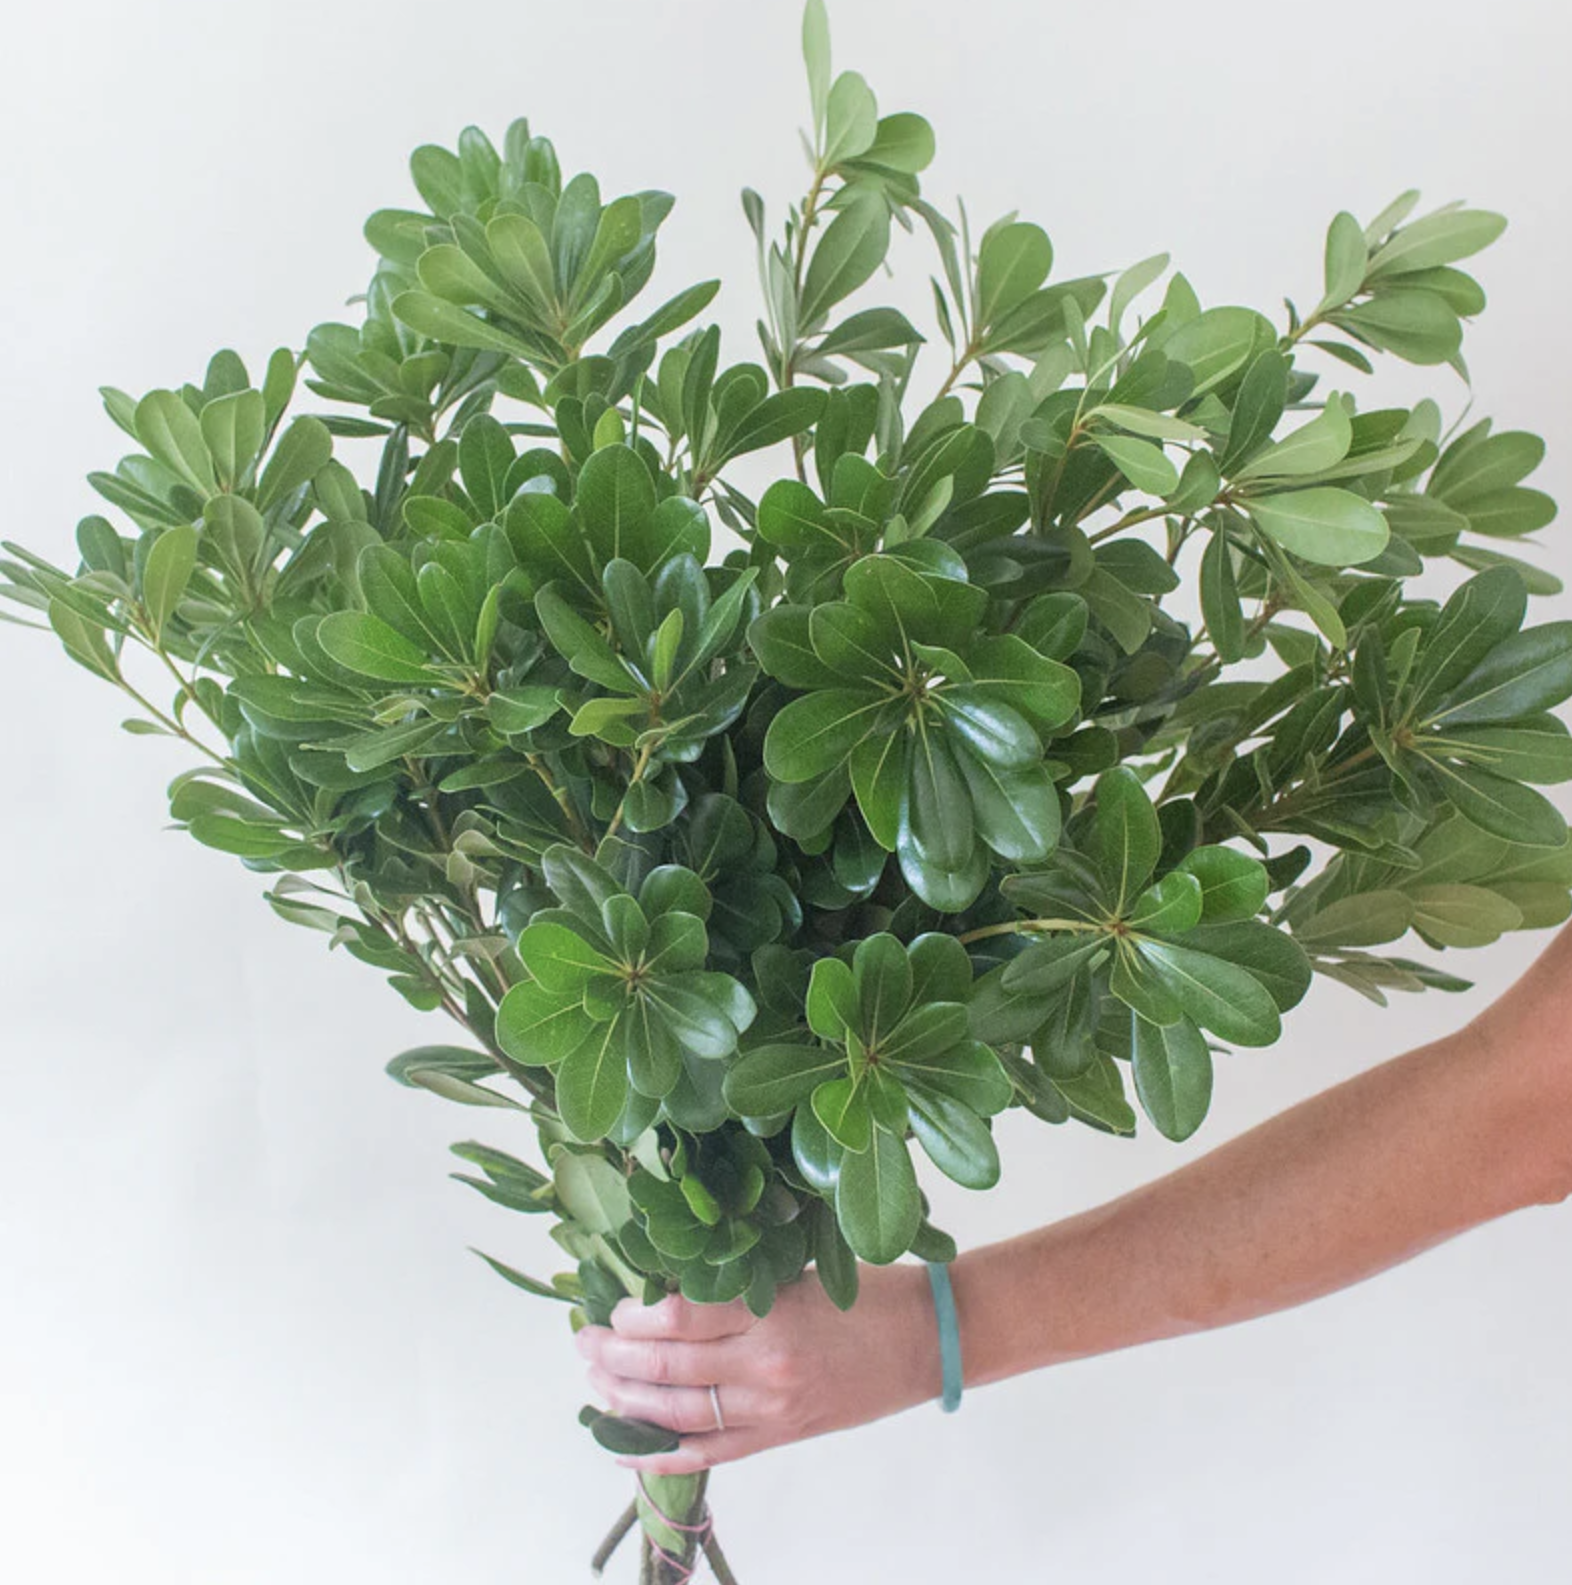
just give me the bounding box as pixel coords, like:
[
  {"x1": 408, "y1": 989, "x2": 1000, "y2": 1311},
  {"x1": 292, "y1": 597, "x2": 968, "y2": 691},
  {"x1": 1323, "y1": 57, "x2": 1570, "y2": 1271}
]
[{"x1": 573, "y1": 1260, "x2": 944, "y2": 1474}]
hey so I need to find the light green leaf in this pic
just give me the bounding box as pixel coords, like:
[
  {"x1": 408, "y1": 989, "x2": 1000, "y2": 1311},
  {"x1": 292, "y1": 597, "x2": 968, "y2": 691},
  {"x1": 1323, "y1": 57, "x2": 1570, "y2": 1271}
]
[
  {"x1": 1320, "y1": 211, "x2": 1367, "y2": 308},
  {"x1": 800, "y1": 192, "x2": 890, "y2": 327},
  {"x1": 1246, "y1": 488, "x2": 1389, "y2": 567},
  {"x1": 1094, "y1": 433, "x2": 1179, "y2": 496},
  {"x1": 1235, "y1": 399, "x2": 1352, "y2": 480},
  {"x1": 141, "y1": 524, "x2": 198, "y2": 640},
  {"x1": 134, "y1": 390, "x2": 215, "y2": 494}
]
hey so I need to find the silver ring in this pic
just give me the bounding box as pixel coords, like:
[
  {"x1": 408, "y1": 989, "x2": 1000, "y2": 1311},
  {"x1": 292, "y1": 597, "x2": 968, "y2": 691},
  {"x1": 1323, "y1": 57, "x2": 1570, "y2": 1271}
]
[{"x1": 708, "y1": 1382, "x2": 725, "y2": 1432}]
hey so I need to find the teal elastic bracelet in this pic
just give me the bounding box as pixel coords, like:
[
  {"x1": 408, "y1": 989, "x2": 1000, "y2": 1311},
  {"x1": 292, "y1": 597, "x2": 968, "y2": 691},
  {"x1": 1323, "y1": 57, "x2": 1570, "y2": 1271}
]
[{"x1": 925, "y1": 1260, "x2": 963, "y2": 1413}]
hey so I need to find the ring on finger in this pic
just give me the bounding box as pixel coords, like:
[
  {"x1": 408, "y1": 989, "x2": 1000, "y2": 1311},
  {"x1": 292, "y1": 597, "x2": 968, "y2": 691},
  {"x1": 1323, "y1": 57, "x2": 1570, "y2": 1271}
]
[{"x1": 708, "y1": 1382, "x2": 725, "y2": 1432}]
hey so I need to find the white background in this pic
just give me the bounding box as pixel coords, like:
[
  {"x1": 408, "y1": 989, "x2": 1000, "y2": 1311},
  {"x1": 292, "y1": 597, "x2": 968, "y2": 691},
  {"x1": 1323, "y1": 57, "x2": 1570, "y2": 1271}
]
[{"x1": 2, "y1": 1, "x2": 1570, "y2": 1580}]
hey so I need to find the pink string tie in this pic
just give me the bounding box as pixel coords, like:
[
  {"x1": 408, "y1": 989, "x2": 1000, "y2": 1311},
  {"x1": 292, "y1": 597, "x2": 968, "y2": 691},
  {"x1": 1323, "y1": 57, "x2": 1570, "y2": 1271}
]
[{"x1": 637, "y1": 1474, "x2": 714, "y2": 1581}]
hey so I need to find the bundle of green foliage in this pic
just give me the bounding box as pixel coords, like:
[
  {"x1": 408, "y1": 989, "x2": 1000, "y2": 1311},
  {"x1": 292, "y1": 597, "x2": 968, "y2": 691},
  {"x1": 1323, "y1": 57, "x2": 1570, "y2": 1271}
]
[{"x1": 5, "y1": 3, "x2": 1567, "y2": 1578}]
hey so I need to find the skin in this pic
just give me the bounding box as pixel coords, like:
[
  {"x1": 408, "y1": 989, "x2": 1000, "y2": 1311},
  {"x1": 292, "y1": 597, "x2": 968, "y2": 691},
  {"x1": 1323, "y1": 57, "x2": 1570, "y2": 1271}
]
[{"x1": 575, "y1": 916, "x2": 1572, "y2": 1476}]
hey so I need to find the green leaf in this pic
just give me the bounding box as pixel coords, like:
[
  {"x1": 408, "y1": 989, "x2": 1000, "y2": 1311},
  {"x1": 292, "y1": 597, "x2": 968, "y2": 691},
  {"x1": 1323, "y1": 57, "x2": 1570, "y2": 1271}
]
[
  {"x1": 1096, "y1": 765, "x2": 1161, "y2": 909},
  {"x1": 584, "y1": 1410, "x2": 681, "y2": 1457},
  {"x1": 134, "y1": 390, "x2": 215, "y2": 494},
  {"x1": 850, "y1": 729, "x2": 910, "y2": 850},
  {"x1": 1182, "y1": 921, "x2": 1312, "y2": 1013},
  {"x1": 316, "y1": 611, "x2": 437, "y2": 683},
  {"x1": 1406, "y1": 884, "x2": 1522, "y2": 949},
  {"x1": 811, "y1": 602, "x2": 899, "y2": 684},
  {"x1": 962, "y1": 635, "x2": 1081, "y2": 734},
  {"x1": 834, "y1": 1123, "x2": 921, "y2": 1263},
  {"x1": 257, "y1": 417, "x2": 334, "y2": 513},
  {"x1": 1088, "y1": 404, "x2": 1206, "y2": 444},
  {"x1": 905, "y1": 1085, "x2": 1000, "y2": 1189},
  {"x1": 576, "y1": 445, "x2": 656, "y2": 563},
  {"x1": 764, "y1": 689, "x2": 884, "y2": 781},
  {"x1": 1052, "y1": 1053, "x2": 1136, "y2": 1135},
  {"x1": 817, "y1": 307, "x2": 924, "y2": 357},
  {"x1": 802, "y1": 0, "x2": 832, "y2": 140},
  {"x1": 471, "y1": 1250, "x2": 574, "y2": 1303},
  {"x1": 1199, "y1": 531, "x2": 1244, "y2": 663},
  {"x1": 1367, "y1": 208, "x2": 1507, "y2": 278},
  {"x1": 1162, "y1": 307, "x2": 1269, "y2": 395},
  {"x1": 1235, "y1": 399, "x2": 1352, "y2": 481},
  {"x1": 854, "y1": 933, "x2": 913, "y2": 1040},
  {"x1": 141, "y1": 524, "x2": 198, "y2": 640},
  {"x1": 934, "y1": 687, "x2": 1040, "y2": 769},
  {"x1": 516, "y1": 920, "x2": 611, "y2": 992},
  {"x1": 750, "y1": 605, "x2": 838, "y2": 688},
  {"x1": 1293, "y1": 892, "x2": 1415, "y2": 951},
  {"x1": 862, "y1": 113, "x2": 936, "y2": 173},
  {"x1": 1436, "y1": 718, "x2": 1572, "y2": 784},
  {"x1": 905, "y1": 726, "x2": 974, "y2": 873},
  {"x1": 1178, "y1": 846, "x2": 1270, "y2": 922},
  {"x1": 954, "y1": 752, "x2": 1060, "y2": 863},
  {"x1": 405, "y1": 1069, "x2": 523, "y2": 1109},
  {"x1": 800, "y1": 192, "x2": 890, "y2": 327},
  {"x1": 1131, "y1": 1014, "x2": 1213, "y2": 1142},
  {"x1": 1127, "y1": 871, "x2": 1203, "y2": 934},
  {"x1": 822, "y1": 70, "x2": 879, "y2": 168},
  {"x1": 535, "y1": 585, "x2": 637, "y2": 691},
  {"x1": 556, "y1": 1020, "x2": 632, "y2": 1142},
  {"x1": 807, "y1": 956, "x2": 859, "y2": 1039},
  {"x1": 977, "y1": 222, "x2": 1054, "y2": 328},
  {"x1": 1430, "y1": 760, "x2": 1568, "y2": 848},
  {"x1": 1431, "y1": 431, "x2": 1544, "y2": 504},
  {"x1": 1428, "y1": 622, "x2": 1572, "y2": 728},
  {"x1": 496, "y1": 981, "x2": 596, "y2": 1067},
  {"x1": 1320, "y1": 211, "x2": 1368, "y2": 309},
  {"x1": 1407, "y1": 566, "x2": 1527, "y2": 716},
  {"x1": 722, "y1": 389, "x2": 827, "y2": 461},
  {"x1": 884, "y1": 1038, "x2": 1012, "y2": 1116},
  {"x1": 812, "y1": 1075, "x2": 873, "y2": 1153},
  {"x1": 553, "y1": 1151, "x2": 631, "y2": 1233},
  {"x1": 1138, "y1": 939, "x2": 1281, "y2": 1046},
  {"x1": 392, "y1": 290, "x2": 539, "y2": 359},
  {"x1": 724, "y1": 1042, "x2": 845, "y2": 1116},
  {"x1": 1093, "y1": 433, "x2": 1178, "y2": 496},
  {"x1": 200, "y1": 389, "x2": 267, "y2": 489},
  {"x1": 1332, "y1": 292, "x2": 1461, "y2": 365},
  {"x1": 384, "y1": 1045, "x2": 497, "y2": 1088},
  {"x1": 1245, "y1": 488, "x2": 1389, "y2": 567}
]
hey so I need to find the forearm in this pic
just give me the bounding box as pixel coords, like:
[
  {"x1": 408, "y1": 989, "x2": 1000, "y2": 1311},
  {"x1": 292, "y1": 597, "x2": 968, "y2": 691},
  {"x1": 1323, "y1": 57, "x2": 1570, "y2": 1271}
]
[{"x1": 951, "y1": 933, "x2": 1572, "y2": 1390}]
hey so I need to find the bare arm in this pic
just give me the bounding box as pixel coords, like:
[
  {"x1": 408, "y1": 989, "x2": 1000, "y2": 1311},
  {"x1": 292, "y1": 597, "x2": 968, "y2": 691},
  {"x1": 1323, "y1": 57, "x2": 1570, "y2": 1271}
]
[{"x1": 576, "y1": 921, "x2": 1572, "y2": 1475}]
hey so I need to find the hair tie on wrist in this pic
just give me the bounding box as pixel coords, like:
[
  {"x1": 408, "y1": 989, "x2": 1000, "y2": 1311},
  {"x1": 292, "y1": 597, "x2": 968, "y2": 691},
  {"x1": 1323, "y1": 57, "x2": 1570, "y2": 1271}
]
[{"x1": 925, "y1": 1259, "x2": 964, "y2": 1413}]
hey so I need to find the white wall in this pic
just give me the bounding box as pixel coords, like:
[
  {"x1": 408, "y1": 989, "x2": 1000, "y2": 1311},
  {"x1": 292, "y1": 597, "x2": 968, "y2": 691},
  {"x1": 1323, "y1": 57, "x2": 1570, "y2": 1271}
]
[{"x1": 1, "y1": 2, "x2": 1569, "y2": 1580}]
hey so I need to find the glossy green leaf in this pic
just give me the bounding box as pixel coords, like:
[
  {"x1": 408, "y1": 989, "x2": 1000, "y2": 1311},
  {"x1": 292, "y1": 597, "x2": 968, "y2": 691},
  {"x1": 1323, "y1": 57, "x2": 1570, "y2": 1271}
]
[
  {"x1": 1131, "y1": 1014, "x2": 1213, "y2": 1141},
  {"x1": 1138, "y1": 939, "x2": 1281, "y2": 1046},
  {"x1": 764, "y1": 688, "x2": 884, "y2": 781},
  {"x1": 1096, "y1": 765, "x2": 1161, "y2": 909},
  {"x1": 556, "y1": 1020, "x2": 631, "y2": 1142},
  {"x1": 1178, "y1": 846, "x2": 1270, "y2": 922},
  {"x1": 724, "y1": 1042, "x2": 845, "y2": 1116},
  {"x1": 833, "y1": 1123, "x2": 920, "y2": 1263},
  {"x1": 906, "y1": 1085, "x2": 1000, "y2": 1188}
]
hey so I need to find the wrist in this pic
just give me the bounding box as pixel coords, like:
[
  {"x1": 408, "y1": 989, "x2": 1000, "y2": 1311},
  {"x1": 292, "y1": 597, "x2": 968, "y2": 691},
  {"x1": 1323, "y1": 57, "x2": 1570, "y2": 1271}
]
[{"x1": 883, "y1": 1259, "x2": 947, "y2": 1411}]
